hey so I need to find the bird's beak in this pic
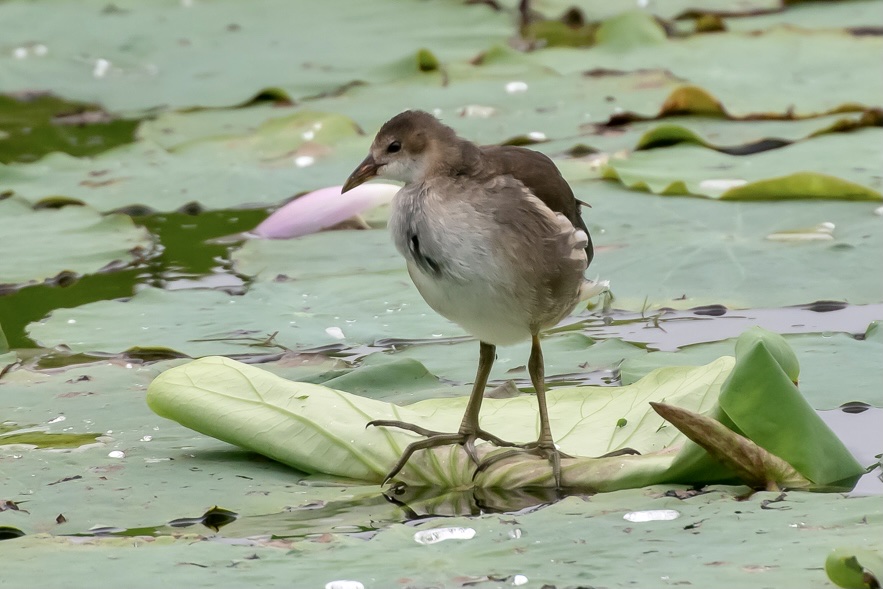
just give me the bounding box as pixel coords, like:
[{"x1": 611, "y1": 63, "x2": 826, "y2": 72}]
[{"x1": 342, "y1": 154, "x2": 379, "y2": 193}]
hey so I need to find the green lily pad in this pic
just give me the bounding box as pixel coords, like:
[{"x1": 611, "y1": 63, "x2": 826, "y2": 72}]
[
  {"x1": 0, "y1": 0, "x2": 512, "y2": 113},
  {"x1": 303, "y1": 47, "x2": 685, "y2": 143},
  {"x1": 0, "y1": 110, "x2": 367, "y2": 213},
  {"x1": 147, "y1": 328, "x2": 864, "y2": 489},
  {"x1": 0, "y1": 196, "x2": 152, "y2": 288},
  {"x1": 362, "y1": 334, "x2": 645, "y2": 387},
  {"x1": 232, "y1": 228, "x2": 402, "y2": 282},
  {"x1": 500, "y1": 0, "x2": 782, "y2": 22},
  {"x1": 26, "y1": 279, "x2": 461, "y2": 357},
  {"x1": 1, "y1": 487, "x2": 880, "y2": 588},
  {"x1": 0, "y1": 359, "x2": 358, "y2": 535},
  {"x1": 588, "y1": 184, "x2": 883, "y2": 310},
  {"x1": 602, "y1": 128, "x2": 882, "y2": 200},
  {"x1": 621, "y1": 327, "x2": 883, "y2": 410},
  {"x1": 535, "y1": 24, "x2": 883, "y2": 117},
  {"x1": 725, "y1": 0, "x2": 883, "y2": 32},
  {"x1": 826, "y1": 546, "x2": 883, "y2": 589},
  {"x1": 135, "y1": 48, "x2": 690, "y2": 161}
]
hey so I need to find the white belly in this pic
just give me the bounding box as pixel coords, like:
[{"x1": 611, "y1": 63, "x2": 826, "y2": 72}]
[{"x1": 407, "y1": 261, "x2": 532, "y2": 346}]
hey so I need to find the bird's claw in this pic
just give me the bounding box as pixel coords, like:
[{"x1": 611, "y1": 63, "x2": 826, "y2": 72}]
[{"x1": 367, "y1": 420, "x2": 519, "y2": 484}]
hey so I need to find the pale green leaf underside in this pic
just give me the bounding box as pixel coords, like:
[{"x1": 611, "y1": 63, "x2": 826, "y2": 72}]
[{"x1": 147, "y1": 329, "x2": 864, "y2": 490}]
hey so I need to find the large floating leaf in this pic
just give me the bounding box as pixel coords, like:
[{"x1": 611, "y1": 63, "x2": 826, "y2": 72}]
[
  {"x1": 0, "y1": 359, "x2": 364, "y2": 536},
  {"x1": 1, "y1": 487, "x2": 880, "y2": 588},
  {"x1": 0, "y1": 196, "x2": 151, "y2": 288},
  {"x1": 584, "y1": 185, "x2": 883, "y2": 310},
  {"x1": 621, "y1": 325, "x2": 883, "y2": 410},
  {"x1": 361, "y1": 334, "x2": 645, "y2": 388},
  {"x1": 302, "y1": 52, "x2": 684, "y2": 146},
  {"x1": 0, "y1": 0, "x2": 512, "y2": 113},
  {"x1": 602, "y1": 128, "x2": 882, "y2": 200},
  {"x1": 0, "y1": 111, "x2": 367, "y2": 213},
  {"x1": 725, "y1": 0, "x2": 883, "y2": 32},
  {"x1": 26, "y1": 279, "x2": 460, "y2": 357},
  {"x1": 498, "y1": 0, "x2": 782, "y2": 22},
  {"x1": 826, "y1": 547, "x2": 883, "y2": 589},
  {"x1": 140, "y1": 50, "x2": 685, "y2": 149},
  {"x1": 534, "y1": 24, "x2": 883, "y2": 117},
  {"x1": 147, "y1": 328, "x2": 864, "y2": 489}
]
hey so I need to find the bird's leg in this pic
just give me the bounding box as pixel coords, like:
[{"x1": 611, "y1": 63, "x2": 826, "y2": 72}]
[
  {"x1": 476, "y1": 335, "x2": 641, "y2": 486},
  {"x1": 368, "y1": 342, "x2": 517, "y2": 484},
  {"x1": 475, "y1": 334, "x2": 570, "y2": 488}
]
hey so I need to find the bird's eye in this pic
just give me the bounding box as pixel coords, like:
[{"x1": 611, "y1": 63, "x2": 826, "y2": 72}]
[{"x1": 387, "y1": 141, "x2": 401, "y2": 153}]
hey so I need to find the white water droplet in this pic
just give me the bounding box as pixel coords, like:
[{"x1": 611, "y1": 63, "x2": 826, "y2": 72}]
[
  {"x1": 623, "y1": 509, "x2": 680, "y2": 522},
  {"x1": 508, "y1": 528, "x2": 522, "y2": 539},
  {"x1": 93, "y1": 58, "x2": 111, "y2": 78},
  {"x1": 140, "y1": 435, "x2": 153, "y2": 442},
  {"x1": 527, "y1": 131, "x2": 547, "y2": 141},
  {"x1": 505, "y1": 81, "x2": 528, "y2": 94},
  {"x1": 294, "y1": 155, "x2": 315, "y2": 167},
  {"x1": 458, "y1": 104, "x2": 497, "y2": 118},
  {"x1": 33, "y1": 44, "x2": 48, "y2": 56},
  {"x1": 67, "y1": 319, "x2": 77, "y2": 324},
  {"x1": 301, "y1": 130, "x2": 315, "y2": 140},
  {"x1": 325, "y1": 582, "x2": 364, "y2": 589},
  {"x1": 698, "y1": 178, "x2": 747, "y2": 194},
  {"x1": 874, "y1": 206, "x2": 883, "y2": 216},
  {"x1": 108, "y1": 451, "x2": 126, "y2": 459},
  {"x1": 13, "y1": 47, "x2": 28, "y2": 59},
  {"x1": 413, "y1": 526, "x2": 476, "y2": 545},
  {"x1": 766, "y1": 222, "x2": 836, "y2": 242},
  {"x1": 325, "y1": 326, "x2": 345, "y2": 340},
  {"x1": 513, "y1": 574, "x2": 529, "y2": 586}
]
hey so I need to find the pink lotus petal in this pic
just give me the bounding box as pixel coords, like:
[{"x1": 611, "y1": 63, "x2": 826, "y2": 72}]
[{"x1": 254, "y1": 183, "x2": 399, "y2": 239}]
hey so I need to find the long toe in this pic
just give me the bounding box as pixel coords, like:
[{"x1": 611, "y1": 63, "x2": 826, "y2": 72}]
[
  {"x1": 372, "y1": 421, "x2": 523, "y2": 484},
  {"x1": 367, "y1": 419, "x2": 446, "y2": 438},
  {"x1": 382, "y1": 433, "x2": 466, "y2": 484},
  {"x1": 595, "y1": 447, "x2": 640, "y2": 458},
  {"x1": 475, "y1": 445, "x2": 570, "y2": 488}
]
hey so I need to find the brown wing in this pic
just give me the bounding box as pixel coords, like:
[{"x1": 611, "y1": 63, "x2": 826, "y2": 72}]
[{"x1": 479, "y1": 145, "x2": 594, "y2": 267}]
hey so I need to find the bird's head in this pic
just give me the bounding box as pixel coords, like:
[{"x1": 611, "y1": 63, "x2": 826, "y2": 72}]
[{"x1": 342, "y1": 110, "x2": 463, "y2": 192}]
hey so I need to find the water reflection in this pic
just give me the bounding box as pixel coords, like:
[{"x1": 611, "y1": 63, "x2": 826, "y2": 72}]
[{"x1": 817, "y1": 406, "x2": 883, "y2": 496}]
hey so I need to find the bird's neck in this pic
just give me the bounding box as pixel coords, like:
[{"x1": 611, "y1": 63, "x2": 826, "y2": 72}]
[{"x1": 417, "y1": 138, "x2": 481, "y2": 184}]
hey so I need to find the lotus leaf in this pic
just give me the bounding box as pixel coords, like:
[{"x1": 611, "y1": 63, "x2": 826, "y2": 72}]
[{"x1": 147, "y1": 327, "x2": 864, "y2": 490}]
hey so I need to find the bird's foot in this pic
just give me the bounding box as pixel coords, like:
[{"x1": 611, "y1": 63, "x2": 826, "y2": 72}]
[
  {"x1": 367, "y1": 419, "x2": 519, "y2": 485},
  {"x1": 475, "y1": 444, "x2": 642, "y2": 489},
  {"x1": 475, "y1": 441, "x2": 572, "y2": 488}
]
